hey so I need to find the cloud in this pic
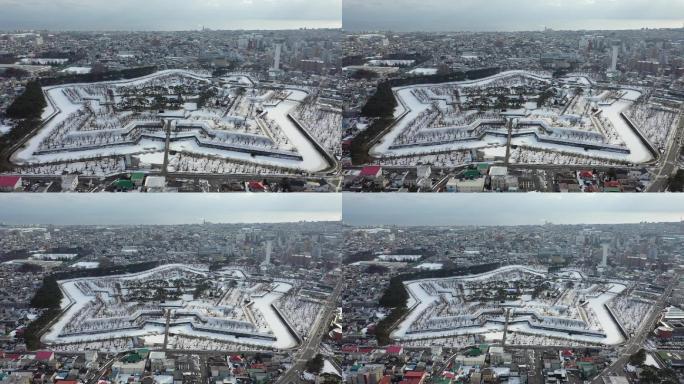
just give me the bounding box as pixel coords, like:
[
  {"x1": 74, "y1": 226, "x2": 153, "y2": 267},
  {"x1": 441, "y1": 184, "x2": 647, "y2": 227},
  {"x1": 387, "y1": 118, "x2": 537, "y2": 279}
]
[
  {"x1": 343, "y1": 0, "x2": 684, "y2": 31},
  {"x1": 0, "y1": 0, "x2": 341, "y2": 30},
  {"x1": 343, "y1": 194, "x2": 684, "y2": 226},
  {"x1": 0, "y1": 194, "x2": 342, "y2": 225}
]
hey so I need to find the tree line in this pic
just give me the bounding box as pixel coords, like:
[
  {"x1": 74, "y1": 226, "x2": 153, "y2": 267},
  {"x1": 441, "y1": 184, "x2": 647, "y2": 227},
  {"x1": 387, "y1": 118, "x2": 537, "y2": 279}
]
[
  {"x1": 38, "y1": 66, "x2": 157, "y2": 86},
  {"x1": 6, "y1": 81, "x2": 46, "y2": 119}
]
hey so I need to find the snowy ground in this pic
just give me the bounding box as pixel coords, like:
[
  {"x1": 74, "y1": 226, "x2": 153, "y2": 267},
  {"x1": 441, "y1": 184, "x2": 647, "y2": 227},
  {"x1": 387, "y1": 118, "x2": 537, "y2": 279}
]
[
  {"x1": 0, "y1": 121, "x2": 12, "y2": 135},
  {"x1": 368, "y1": 70, "x2": 654, "y2": 166},
  {"x1": 250, "y1": 282, "x2": 297, "y2": 349},
  {"x1": 71, "y1": 261, "x2": 100, "y2": 269}
]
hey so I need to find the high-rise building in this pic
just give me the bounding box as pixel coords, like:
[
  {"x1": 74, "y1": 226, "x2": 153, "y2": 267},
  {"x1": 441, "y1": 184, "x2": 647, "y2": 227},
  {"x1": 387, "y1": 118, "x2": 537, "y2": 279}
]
[
  {"x1": 610, "y1": 44, "x2": 619, "y2": 72},
  {"x1": 273, "y1": 43, "x2": 282, "y2": 71},
  {"x1": 601, "y1": 243, "x2": 609, "y2": 268}
]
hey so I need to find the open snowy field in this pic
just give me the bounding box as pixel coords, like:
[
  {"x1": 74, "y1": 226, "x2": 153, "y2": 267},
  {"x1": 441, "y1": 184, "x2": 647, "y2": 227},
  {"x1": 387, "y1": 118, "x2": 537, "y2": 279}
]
[
  {"x1": 369, "y1": 71, "x2": 656, "y2": 167},
  {"x1": 42, "y1": 264, "x2": 321, "y2": 351},
  {"x1": 392, "y1": 265, "x2": 642, "y2": 346}
]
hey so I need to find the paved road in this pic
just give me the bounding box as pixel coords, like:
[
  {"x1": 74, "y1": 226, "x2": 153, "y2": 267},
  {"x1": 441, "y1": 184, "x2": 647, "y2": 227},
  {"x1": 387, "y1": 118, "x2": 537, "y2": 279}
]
[
  {"x1": 163, "y1": 309, "x2": 171, "y2": 351},
  {"x1": 85, "y1": 352, "x2": 125, "y2": 384},
  {"x1": 502, "y1": 308, "x2": 511, "y2": 346},
  {"x1": 161, "y1": 119, "x2": 171, "y2": 176},
  {"x1": 647, "y1": 107, "x2": 684, "y2": 192},
  {"x1": 504, "y1": 119, "x2": 513, "y2": 166},
  {"x1": 276, "y1": 274, "x2": 343, "y2": 384}
]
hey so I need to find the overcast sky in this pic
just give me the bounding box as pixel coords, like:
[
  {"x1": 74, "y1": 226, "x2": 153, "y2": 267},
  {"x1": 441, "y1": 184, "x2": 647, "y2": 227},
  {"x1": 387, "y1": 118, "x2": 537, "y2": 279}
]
[
  {"x1": 0, "y1": 194, "x2": 341, "y2": 225},
  {"x1": 344, "y1": 194, "x2": 684, "y2": 226},
  {"x1": 0, "y1": 0, "x2": 341, "y2": 31},
  {"x1": 344, "y1": 0, "x2": 684, "y2": 32}
]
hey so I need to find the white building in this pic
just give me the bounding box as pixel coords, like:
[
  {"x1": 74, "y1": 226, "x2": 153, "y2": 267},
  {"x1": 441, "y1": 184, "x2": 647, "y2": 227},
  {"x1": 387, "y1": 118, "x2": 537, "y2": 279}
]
[
  {"x1": 446, "y1": 177, "x2": 485, "y2": 193},
  {"x1": 601, "y1": 243, "x2": 609, "y2": 268},
  {"x1": 610, "y1": 45, "x2": 619, "y2": 72},
  {"x1": 61, "y1": 174, "x2": 79, "y2": 192},
  {"x1": 145, "y1": 176, "x2": 167, "y2": 192}
]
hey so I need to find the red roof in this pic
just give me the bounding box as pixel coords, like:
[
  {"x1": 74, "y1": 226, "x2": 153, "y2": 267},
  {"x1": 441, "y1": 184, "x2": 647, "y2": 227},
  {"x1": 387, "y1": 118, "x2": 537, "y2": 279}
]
[
  {"x1": 605, "y1": 180, "x2": 621, "y2": 188},
  {"x1": 248, "y1": 181, "x2": 265, "y2": 190},
  {"x1": 56, "y1": 380, "x2": 78, "y2": 384},
  {"x1": 405, "y1": 371, "x2": 425, "y2": 378},
  {"x1": 341, "y1": 344, "x2": 358, "y2": 353},
  {"x1": 385, "y1": 345, "x2": 403, "y2": 354},
  {"x1": 0, "y1": 176, "x2": 20, "y2": 188},
  {"x1": 579, "y1": 171, "x2": 593, "y2": 179},
  {"x1": 379, "y1": 375, "x2": 392, "y2": 384},
  {"x1": 561, "y1": 349, "x2": 573, "y2": 357},
  {"x1": 400, "y1": 379, "x2": 423, "y2": 384},
  {"x1": 359, "y1": 166, "x2": 382, "y2": 177},
  {"x1": 34, "y1": 351, "x2": 54, "y2": 361}
]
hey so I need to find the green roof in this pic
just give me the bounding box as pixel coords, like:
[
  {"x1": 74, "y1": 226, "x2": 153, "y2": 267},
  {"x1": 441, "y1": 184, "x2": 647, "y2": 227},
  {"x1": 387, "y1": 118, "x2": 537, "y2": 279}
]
[
  {"x1": 131, "y1": 173, "x2": 145, "y2": 181},
  {"x1": 123, "y1": 352, "x2": 142, "y2": 363},
  {"x1": 477, "y1": 163, "x2": 490, "y2": 170},
  {"x1": 115, "y1": 179, "x2": 135, "y2": 189}
]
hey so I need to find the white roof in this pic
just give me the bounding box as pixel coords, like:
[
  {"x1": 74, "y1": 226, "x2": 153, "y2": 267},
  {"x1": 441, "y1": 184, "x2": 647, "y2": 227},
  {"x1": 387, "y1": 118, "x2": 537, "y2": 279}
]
[
  {"x1": 489, "y1": 166, "x2": 508, "y2": 176},
  {"x1": 456, "y1": 178, "x2": 485, "y2": 187},
  {"x1": 149, "y1": 351, "x2": 166, "y2": 360},
  {"x1": 145, "y1": 176, "x2": 166, "y2": 188}
]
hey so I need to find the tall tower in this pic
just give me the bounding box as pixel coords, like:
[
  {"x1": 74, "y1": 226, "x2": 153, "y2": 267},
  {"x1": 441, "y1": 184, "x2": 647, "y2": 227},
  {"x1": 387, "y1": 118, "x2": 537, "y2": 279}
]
[
  {"x1": 273, "y1": 43, "x2": 282, "y2": 71},
  {"x1": 601, "y1": 243, "x2": 609, "y2": 268},
  {"x1": 610, "y1": 44, "x2": 619, "y2": 72},
  {"x1": 260, "y1": 240, "x2": 272, "y2": 271},
  {"x1": 264, "y1": 240, "x2": 272, "y2": 265}
]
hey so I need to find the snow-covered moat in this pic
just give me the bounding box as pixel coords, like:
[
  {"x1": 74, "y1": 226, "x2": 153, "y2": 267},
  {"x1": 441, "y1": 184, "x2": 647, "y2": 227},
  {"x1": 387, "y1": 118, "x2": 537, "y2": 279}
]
[
  {"x1": 11, "y1": 70, "x2": 339, "y2": 175},
  {"x1": 369, "y1": 71, "x2": 678, "y2": 167},
  {"x1": 43, "y1": 264, "x2": 328, "y2": 351},
  {"x1": 393, "y1": 265, "x2": 652, "y2": 346}
]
